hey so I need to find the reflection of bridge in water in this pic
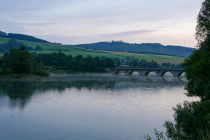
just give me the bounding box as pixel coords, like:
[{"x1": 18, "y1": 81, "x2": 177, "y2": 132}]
[{"x1": 111, "y1": 68, "x2": 186, "y2": 77}]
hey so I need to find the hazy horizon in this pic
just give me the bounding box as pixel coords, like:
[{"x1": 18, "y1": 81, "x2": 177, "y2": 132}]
[{"x1": 0, "y1": 0, "x2": 204, "y2": 47}]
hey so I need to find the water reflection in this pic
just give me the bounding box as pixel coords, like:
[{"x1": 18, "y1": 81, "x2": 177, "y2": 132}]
[
  {"x1": 0, "y1": 77, "x2": 185, "y2": 109},
  {"x1": 0, "y1": 76, "x2": 198, "y2": 140}
]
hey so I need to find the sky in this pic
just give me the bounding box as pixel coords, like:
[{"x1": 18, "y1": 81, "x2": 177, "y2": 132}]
[{"x1": 0, "y1": 0, "x2": 204, "y2": 47}]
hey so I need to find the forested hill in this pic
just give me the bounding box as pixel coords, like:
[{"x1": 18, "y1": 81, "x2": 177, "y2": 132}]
[
  {"x1": 75, "y1": 41, "x2": 195, "y2": 57},
  {"x1": 0, "y1": 31, "x2": 49, "y2": 43}
]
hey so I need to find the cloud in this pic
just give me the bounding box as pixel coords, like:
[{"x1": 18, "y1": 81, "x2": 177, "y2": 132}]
[
  {"x1": 0, "y1": 0, "x2": 204, "y2": 47},
  {"x1": 101, "y1": 29, "x2": 156, "y2": 37}
]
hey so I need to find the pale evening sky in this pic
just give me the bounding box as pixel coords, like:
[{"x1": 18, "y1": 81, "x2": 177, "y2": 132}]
[{"x1": 0, "y1": 0, "x2": 204, "y2": 47}]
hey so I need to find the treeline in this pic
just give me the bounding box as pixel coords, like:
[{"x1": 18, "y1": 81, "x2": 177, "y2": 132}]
[
  {"x1": 34, "y1": 52, "x2": 115, "y2": 72},
  {"x1": 0, "y1": 31, "x2": 48, "y2": 43},
  {"x1": 33, "y1": 51, "x2": 182, "y2": 73}
]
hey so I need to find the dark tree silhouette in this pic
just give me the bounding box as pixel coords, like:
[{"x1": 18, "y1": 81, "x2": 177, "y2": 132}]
[{"x1": 185, "y1": 0, "x2": 210, "y2": 100}]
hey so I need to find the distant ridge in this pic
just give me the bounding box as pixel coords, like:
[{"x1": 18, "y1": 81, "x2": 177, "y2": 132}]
[
  {"x1": 75, "y1": 41, "x2": 195, "y2": 57},
  {"x1": 0, "y1": 31, "x2": 49, "y2": 43},
  {"x1": 0, "y1": 31, "x2": 195, "y2": 57}
]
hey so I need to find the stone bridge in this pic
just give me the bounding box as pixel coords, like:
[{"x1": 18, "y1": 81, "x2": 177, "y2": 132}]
[{"x1": 111, "y1": 68, "x2": 185, "y2": 77}]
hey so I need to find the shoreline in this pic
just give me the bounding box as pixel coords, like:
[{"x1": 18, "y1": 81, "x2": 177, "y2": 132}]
[{"x1": 0, "y1": 73, "x2": 187, "y2": 83}]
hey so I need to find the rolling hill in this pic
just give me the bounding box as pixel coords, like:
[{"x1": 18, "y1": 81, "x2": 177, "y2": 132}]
[
  {"x1": 0, "y1": 31, "x2": 48, "y2": 43},
  {"x1": 0, "y1": 31, "x2": 192, "y2": 64},
  {"x1": 75, "y1": 41, "x2": 195, "y2": 57},
  {"x1": 0, "y1": 39, "x2": 34, "y2": 52}
]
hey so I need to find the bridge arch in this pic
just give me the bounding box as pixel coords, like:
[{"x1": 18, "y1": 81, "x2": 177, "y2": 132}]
[
  {"x1": 145, "y1": 71, "x2": 157, "y2": 77},
  {"x1": 161, "y1": 71, "x2": 174, "y2": 77},
  {"x1": 178, "y1": 72, "x2": 186, "y2": 77},
  {"x1": 129, "y1": 71, "x2": 140, "y2": 76}
]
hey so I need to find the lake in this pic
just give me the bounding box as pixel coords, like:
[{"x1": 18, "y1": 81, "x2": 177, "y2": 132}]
[{"x1": 0, "y1": 74, "x2": 199, "y2": 140}]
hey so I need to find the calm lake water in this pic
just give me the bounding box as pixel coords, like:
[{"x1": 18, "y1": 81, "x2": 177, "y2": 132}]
[{"x1": 0, "y1": 74, "x2": 199, "y2": 140}]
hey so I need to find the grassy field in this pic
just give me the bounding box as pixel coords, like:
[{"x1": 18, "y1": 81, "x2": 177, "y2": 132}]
[
  {"x1": 110, "y1": 52, "x2": 185, "y2": 64},
  {"x1": 0, "y1": 37, "x2": 185, "y2": 64}
]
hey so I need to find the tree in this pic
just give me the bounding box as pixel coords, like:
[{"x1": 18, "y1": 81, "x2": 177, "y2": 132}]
[
  {"x1": 3, "y1": 48, "x2": 35, "y2": 74},
  {"x1": 34, "y1": 63, "x2": 49, "y2": 76},
  {"x1": 164, "y1": 101, "x2": 210, "y2": 140},
  {"x1": 1, "y1": 47, "x2": 48, "y2": 76},
  {"x1": 34, "y1": 45, "x2": 42, "y2": 51},
  {"x1": 185, "y1": 0, "x2": 210, "y2": 100},
  {"x1": 196, "y1": 0, "x2": 210, "y2": 45}
]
